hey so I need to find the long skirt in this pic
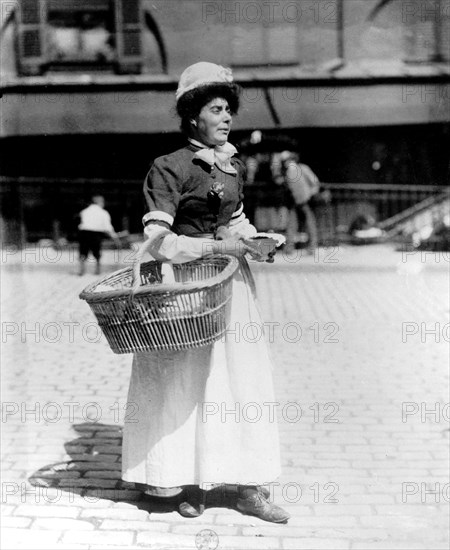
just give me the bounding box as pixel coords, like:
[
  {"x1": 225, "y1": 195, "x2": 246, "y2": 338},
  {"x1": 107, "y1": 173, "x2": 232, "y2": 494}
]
[{"x1": 121, "y1": 260, "x2": 281, "y2": 487}]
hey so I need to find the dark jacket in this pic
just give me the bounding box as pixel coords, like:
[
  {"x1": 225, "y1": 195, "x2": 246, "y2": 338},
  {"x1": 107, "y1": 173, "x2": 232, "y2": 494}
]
[{"x1": 144, "y1": 143, "x2": 246, "y2": 236}]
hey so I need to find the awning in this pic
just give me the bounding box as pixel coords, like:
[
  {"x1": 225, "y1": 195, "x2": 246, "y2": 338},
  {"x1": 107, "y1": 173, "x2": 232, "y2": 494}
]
[{"x1": 1, "y1": 71, "x2": 449, "y2": 136}]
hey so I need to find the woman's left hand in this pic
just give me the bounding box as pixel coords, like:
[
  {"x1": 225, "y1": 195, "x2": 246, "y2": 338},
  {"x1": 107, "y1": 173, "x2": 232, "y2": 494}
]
[
  {"x1": 216, "y1": 226, "x2": 276, "y2": 262},
  {"x1": 243, "y1": 240, "x2": 277, "y2": 263}
]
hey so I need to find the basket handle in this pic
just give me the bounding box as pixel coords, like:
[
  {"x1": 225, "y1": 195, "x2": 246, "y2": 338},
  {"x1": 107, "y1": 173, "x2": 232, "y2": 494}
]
[
  {"x1": 130, "y1": 239, "x2": 174, "y2": 297},
  {"x1": 131, "y1": 238, "x2": 154, "y2": 295}
]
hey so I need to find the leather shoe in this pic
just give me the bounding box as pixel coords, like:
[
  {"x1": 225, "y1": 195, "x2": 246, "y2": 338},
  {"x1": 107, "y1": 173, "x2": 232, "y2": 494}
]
[
  {"x1": 236, "y1": 491, "x2": 290, "y2": 524},
  {"x1": 211, "y1": 484, "x2": 271, "y2": 508},
  {"x1": 177, "y1": 486, "x2": 205, "y2": 518},
  {"x1": 178, "y1": 500, "x2": 204, "y2": 518},
  {"x1": 257, "y1": 485, "x2": 271, "y2": 500}
]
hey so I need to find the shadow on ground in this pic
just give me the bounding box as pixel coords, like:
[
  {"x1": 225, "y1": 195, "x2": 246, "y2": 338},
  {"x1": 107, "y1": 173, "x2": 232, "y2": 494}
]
[{"x1": 28, "y1": 422, "x2": 182, "y2": 516}]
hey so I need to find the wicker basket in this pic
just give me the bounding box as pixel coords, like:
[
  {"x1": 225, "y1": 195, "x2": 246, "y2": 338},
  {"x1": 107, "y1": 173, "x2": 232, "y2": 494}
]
[{"x1": 79, "y1": 243, "x2": 239, "y2": 354}]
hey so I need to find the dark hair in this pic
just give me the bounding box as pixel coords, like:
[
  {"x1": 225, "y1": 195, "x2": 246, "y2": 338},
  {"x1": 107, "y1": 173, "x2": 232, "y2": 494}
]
[{"x1": 176, "y1": 82, "x2": 241, "y2": 134}]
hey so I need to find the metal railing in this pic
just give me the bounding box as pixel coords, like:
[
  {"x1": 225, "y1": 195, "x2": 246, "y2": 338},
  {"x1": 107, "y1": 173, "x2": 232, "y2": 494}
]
[
  {"x1": 318, "y1": 183, "x2": 449, "y2": 243},
  {"x1": 1, "y1": 177, "x2": 448, "y2": 246},
  {"x1": 244, "y1": 182, "x2": 449, "y2": 245}
]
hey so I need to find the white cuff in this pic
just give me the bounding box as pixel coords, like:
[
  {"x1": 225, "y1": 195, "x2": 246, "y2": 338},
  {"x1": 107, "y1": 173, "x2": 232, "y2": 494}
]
[
  {"x1": 231, "y1": 203, "x2": 244, "y2": 219},
  {"x1": 142, "y1": 210, "x2": 174, "y2": 227},
  {"x1": 228, "y1": 211, "x2": 257, "y2": 239}
]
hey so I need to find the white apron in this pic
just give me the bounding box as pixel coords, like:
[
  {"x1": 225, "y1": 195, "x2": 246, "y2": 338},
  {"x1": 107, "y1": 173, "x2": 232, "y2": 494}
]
[{"x1": 122, "y1": 260, "x2": 281, "y2": 487}]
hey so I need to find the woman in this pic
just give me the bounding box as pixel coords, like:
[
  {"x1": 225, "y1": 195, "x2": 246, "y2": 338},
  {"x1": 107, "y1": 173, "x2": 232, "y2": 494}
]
[{"x1": 121, "y1": 62, "x2": 289, "y2": 524}]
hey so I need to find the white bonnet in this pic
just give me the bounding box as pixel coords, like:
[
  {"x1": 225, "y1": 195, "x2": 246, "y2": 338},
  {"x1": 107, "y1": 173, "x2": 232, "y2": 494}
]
[{"x1": 176, "y1": 62, "x2": 234, "y2": 101}]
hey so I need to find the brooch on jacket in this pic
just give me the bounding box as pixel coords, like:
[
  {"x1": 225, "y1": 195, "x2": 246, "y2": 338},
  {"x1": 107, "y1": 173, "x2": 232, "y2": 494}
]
[{"x1": 207, "y1": 181, "x2": 225, "y2": 215}]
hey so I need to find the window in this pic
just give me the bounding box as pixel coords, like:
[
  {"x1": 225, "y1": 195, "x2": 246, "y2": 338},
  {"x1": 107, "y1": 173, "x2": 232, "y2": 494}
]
[
  {"x1": 46, "y1": 1, "x2": 115, "y2": 66},
  {"x1": 403, "y1": 3, "x2": 450, "y2": 62},
  {"x1": 16, "y1": 0, "x2": 143, "y2": 75},
  {"x1": 231, "y1": 24, "x2": 299, "y2": 68}
]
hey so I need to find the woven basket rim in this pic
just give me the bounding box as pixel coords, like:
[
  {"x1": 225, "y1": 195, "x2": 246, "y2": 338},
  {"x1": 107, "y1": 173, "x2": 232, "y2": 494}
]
[{"x1": 79, "y1": 254, "x2": 239, "y2": 303}]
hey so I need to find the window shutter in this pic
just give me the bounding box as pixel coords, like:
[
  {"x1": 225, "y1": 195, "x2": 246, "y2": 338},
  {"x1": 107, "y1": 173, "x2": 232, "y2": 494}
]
[
  {"x1": 403, "y1": 1, "x2": 449, "y2": 63},
  {"x1": 16, "y1": 0, "x2": 47, "y2": 75},
  {"x1": 114, "y1": 0, "x2": 142, "y2": 74}
]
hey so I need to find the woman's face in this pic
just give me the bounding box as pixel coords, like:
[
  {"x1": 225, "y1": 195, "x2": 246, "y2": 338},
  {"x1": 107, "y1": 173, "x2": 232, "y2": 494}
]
[{"x1": 193, "y1": 97, "x2": 232, "y2": 146}]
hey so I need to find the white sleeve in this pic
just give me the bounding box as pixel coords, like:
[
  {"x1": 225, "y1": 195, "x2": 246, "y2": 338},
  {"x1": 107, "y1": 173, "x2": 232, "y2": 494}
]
[
  {"x1": 143, "y1": 224, "x2": 215, "y2": 263},
  {"x1": 226, "y1": 204, "x2": 257, "y2": 239}
]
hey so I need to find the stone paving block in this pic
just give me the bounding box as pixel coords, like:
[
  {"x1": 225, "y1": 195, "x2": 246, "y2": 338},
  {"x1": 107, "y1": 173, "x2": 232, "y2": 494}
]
[
  {"x1": 375, "y1": 504, "x2": 444, "y2": 516},
  {"x1": 34, "y1": 470, "x2": 82, "y2": 480},
  {"x1": 244, "y1": 526, "x2": 390, "y2": 540},
  {"x1": 333, "y1": 485, "x2": 371, "y2": 496},
  {"x1": 80, "y1": 507, "x2": 149, "y2": 520},
  {"x1": 72, "y1": 438, "x2": 122, "y2": 446},
  {"x1": 0, "y1": 462, "x2": 14, "y2": 473},
  {"x1": 136, "y1": 532, "x2": 197, "y2": 548},
  {"x1": 350, "y1": 543, "x2": 428, "y2": 550},
  {"x1": 304, "y1": 459, "x2": 350, "y2": 468},
  {"x1": 68, "y1": 453, "x2": 119, "y2": 462},
  {"x1": 305, "y1": 469, "x2": 370, "y2": 478},
  {"x1": 5, "y1": 444, "x2": 38, "y2": 453},
  {"x1": 69, "y1": 438, "x2": 122, "y2": 446},
  {"x1": 1, "y1": 527, "x2": 62, "y2": 548},
  {"x1": 316, "y1": 452, "x2": 373, "y2": 460},
  {"x1": 49, "y1": 494, "x2": 115, "y2": 508},
  {"x1": 137, "y1": 531, "x2": 279, "y2": 549},
  {"x1": 343, "y1": 494, "x2": 395, "y2": 504},
  {"x1": 372, "y1": 468, "x2": 430, "y2": 477},
  {"x1": 1, "y1": 504, "x2": 16, "y2": 516},
  {"x1": 33, "y1": 518, "x2": 96, "y2": 530},
  {"x1": 171, "y1": 523, "x2": 240, "y2": 535},
  {"x1": 100, "y1": 519, "x2": 170, "y2": 531},
  {"x1": 119, "y1": 480, "x2": 137, "y2": 489},
  {"x1": 147, "y1": 510, "x2": 217, "y2": 523},
  {"x1": 358, "y1": 515, "x2": 432, "y2": 530},
  {"x1": 64, "y1": 445, "x2": 90, "y2": 454},
  {"x1": 83, "y1": 470, "x2": 122, "y2": 479},
  {"x1": 14, "y1": 504, "x2": 80, "y2": 518},
  {"x1": 51, "y1": 546, "x2": 90, "y2": 550},
  {"x1": 287, "y1": 516, "x2": 358, "y2": 528},
  {"x1": 430, "y1": 469, "x2": 450, "y2": 476},
  {"x1": 61, "y1": 530, "x2": 135, "y2": 546},
  {"x1": 213, "y1": 512, "x2": 277, "y2": 526},
  {"x1": 82, "y1": 488, "x2": 141, "y2": 501},
  {"x1": 213, "y1": 535, "x2": 282, "y2": 549},
  {"x1": 68, "y1": 461, "x2": 122, "y2": 471},
  {"x1": 242, "y1": 525, "x2": 336, "y2": 538},
  {"x1": 431, "y1": 451, "x2": 450, "y2": 460},
  {"x1": 313, "y1": 504, "x2": 372, "y2": 516},
  {"x1": 282, "y1": 538, "x2": 351, "y2": 549},
  {"x1": 75, "y1": 423, "x2": 119, "y2": 433},
  {"x1": 1, "y1": 516, "x2": 33, "y2": 528},
  {"x1": 92, "y1": 445, "x2": 122, "y2": 454},
  {"x1": 58, "y1": 478, "x2": 118, "y2": 489}
]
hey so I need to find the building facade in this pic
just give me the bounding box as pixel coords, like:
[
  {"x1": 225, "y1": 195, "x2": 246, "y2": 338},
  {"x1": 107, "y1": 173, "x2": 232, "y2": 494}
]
[{"x1": 1, "y1": 0, "x2": 449, "y2": 243}]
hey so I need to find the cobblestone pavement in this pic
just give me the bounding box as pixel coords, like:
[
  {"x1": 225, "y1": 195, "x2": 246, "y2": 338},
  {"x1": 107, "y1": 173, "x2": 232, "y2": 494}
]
[{"x1": 1, "y1": 243, "x2": 449, "y2": 550}]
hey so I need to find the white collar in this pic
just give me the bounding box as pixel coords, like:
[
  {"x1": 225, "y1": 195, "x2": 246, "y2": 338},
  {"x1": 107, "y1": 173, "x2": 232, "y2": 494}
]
[{"x1": 188, "y1": 138, "x2": 237, "y2": 174}]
